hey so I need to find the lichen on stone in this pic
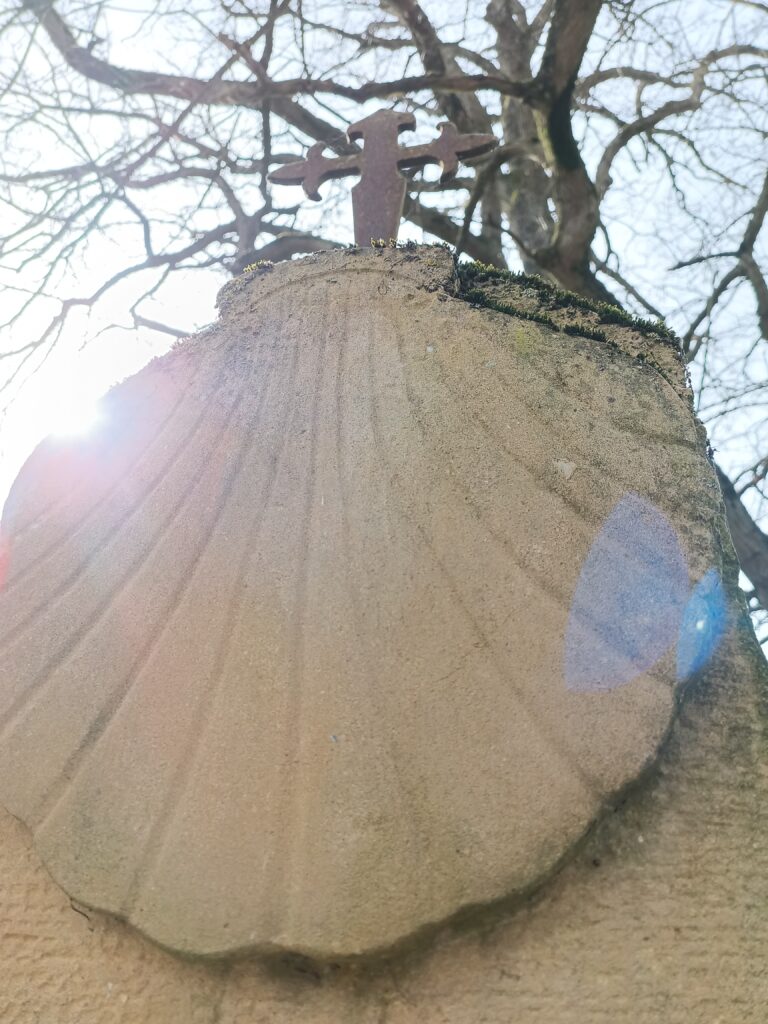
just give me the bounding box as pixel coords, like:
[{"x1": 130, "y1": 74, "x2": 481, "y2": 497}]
[
  {"x1": 454, "y1": 257, "x2": 691, "y2": 404},
  {"x1": 456, "y1": 259, "x2": 677, "y2": 345}
]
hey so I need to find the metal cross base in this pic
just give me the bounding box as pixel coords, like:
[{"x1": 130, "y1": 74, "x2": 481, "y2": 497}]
[{"x1": 268, "y1": 109, "x2": 498, "y2": 247}]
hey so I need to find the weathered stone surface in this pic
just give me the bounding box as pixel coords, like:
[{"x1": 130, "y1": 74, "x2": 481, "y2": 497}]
[
  {"x1": 0, "y1": 601, "x2": 766, "y2": 1023},
  {"x1": 0, "y1": 247, "x2": 737, "y2": 960}
]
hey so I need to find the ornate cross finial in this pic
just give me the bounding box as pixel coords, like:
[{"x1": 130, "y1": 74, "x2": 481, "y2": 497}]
[{"x1": 268, "y1": 109, "x2": 498, "y2": 246}]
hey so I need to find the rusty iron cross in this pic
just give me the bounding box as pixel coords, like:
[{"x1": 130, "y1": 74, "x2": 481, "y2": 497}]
[{"x1": 268, "y1": 109, "x2": 498, "y2": 246}]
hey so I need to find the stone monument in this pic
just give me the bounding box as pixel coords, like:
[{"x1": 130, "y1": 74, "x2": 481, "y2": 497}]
[
  {"x1": 0, "y1": 242, "x2": 734, "y2": 962},
  {"x1": 0, "y1": 125, "x2": 765, "y2": 1018}
]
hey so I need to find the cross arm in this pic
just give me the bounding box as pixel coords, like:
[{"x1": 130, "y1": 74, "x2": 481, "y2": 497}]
[
  {"x1": 397, "y1": 122, "x2": 498, "y2": 180},
  {"x1": 268, "y1": 143, "x2": 361, "y2": 200}
]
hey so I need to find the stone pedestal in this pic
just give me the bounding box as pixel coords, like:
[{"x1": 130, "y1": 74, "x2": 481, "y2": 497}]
[{"x1": 0, "y1": 248, "x2": 765, "y2": 1021}]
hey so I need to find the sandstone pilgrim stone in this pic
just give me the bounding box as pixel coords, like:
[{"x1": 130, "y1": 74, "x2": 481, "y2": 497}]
[{"x1": 0, "y1": 246, "x2": 735, "y2": 961}]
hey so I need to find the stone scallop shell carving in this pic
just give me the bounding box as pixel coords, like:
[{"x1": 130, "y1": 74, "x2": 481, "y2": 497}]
[{"x1": 0, "y1": 248, "x2": 719, "y2": 959}]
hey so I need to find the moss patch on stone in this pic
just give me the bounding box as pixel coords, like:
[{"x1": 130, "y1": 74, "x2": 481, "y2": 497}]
[
  {"x1": 456, "y1": 260, "x2": 677, "y2": 346},
  {"x1": 216, "y1": 260, "x2": 275, "y2": 313},
  {"x1": 454, "y1": 258, "x2": 692, "y2": 406}
]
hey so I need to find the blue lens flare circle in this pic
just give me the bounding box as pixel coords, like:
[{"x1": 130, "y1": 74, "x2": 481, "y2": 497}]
[{"x1": 564, "y1": 493, "x2": 726, "y2": 692}]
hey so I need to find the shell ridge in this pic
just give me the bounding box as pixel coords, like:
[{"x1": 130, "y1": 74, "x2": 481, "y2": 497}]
[
  {"x1": 122, "y1": 305, "x2": 303, "y2": 925},
  {"x1": 31, "y1": 341, "x2": 273, "y2": 836},
  {"x1": 436, "y1": 308, "x2": 680, "y2": 530},
  {"x1": 400, "y1": 342, "x2": 574, "y2": 607},
  {"x1": 363, "y1": 304, "x2": 467, "y2": 903},
  {"x1": 410, "y1": 314, "x2": 684, "y2": 686},
  {"x1": 3, "y1": 357, "x2": 201, "y2": 593},
  {"x1": 0, "y1": 353, "x2": 255, "y2": 772},
  {"x1": 271, "y1": 297, "x2": 336, "y2": 936},
  {"x1": 394, "y1": 307, "x2": 679, "y2": 698},
  {"x1": 387, "y1": 315, "x2": 604, "y2": 800},
  {"x1": 336, "y1": 298, "x2": 430, "y2": 871},
  {"x1": 0, "y1": 385, "x2": 218, "y2": 651}
]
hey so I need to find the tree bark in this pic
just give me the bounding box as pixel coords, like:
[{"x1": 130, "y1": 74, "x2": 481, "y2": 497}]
[{"x1": 716, "y1": 466, "x2": 768, "y2": 614}]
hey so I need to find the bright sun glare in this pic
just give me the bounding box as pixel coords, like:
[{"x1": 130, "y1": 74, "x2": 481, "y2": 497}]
[
  {"x1": 1, "y1": 368, "x2": 112, "y2": 512},
  {"x1": 47, "y1": 395, "x2": 103, "y2": 438},
  {"x1": 32, "y1": 375, "x2": 105, "y2": 441}
]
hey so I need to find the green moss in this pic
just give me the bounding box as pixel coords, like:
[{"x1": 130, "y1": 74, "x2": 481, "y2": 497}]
[
  {"x1": 563, "y1": 323, "x2": 608, "y2": 343},
  {"x1": 461, "y1": 287, "x2": 558, "y2": 330},
  {"x1": 456, "y1": 259, "x2": 677, "y2": 345},
  {"x1": 369, "y1": 238, "x2": 423, "y2": 250},
  {"x1": 241, "y1": 259, "x2": 274, "y2": 273}
]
